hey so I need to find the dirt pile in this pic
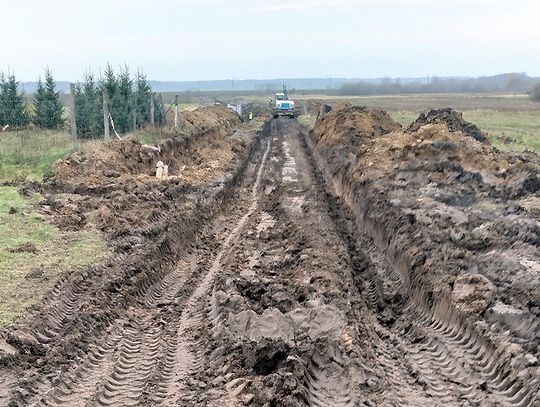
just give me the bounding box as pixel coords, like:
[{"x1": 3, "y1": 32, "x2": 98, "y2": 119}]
[
  {"x1": 313, "y1": 104, "x2": 401, "y2": 147},
  {"x1": 310, "y1": 105, "x2": 540, "y2": 402},
  {"x1": 53, "y1": 106, "x2": 241, "y2": 186},
  {"x1": 407, "y1": 107, "x2": 487, "y2": 142}
]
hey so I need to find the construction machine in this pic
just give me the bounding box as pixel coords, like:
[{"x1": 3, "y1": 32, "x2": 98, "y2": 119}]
[{"x1": 273, "y1": 84, "x2": 296, "y2": 119}]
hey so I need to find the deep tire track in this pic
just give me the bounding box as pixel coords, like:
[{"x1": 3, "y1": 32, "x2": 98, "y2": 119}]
[{"x1": 165, "y1": 138, "x2": 271, "y2": 404}]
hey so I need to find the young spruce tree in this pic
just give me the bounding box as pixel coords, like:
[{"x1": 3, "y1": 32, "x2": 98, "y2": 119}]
[
  {"x1": 75, "y1": 73, "x2": 103, "y2": 138},
  {"x1": 116, "y1": 65, "x2": 133, "y2": 133},
  {"x1": 135, "y1": 70, "x2": 152, "y2": 125},
  {"x1": 34, "y1": 69, "x2": 64, "y2": 129},
  {"x1": 0, "y1": 74, "x2": 28, "y2": 128}
]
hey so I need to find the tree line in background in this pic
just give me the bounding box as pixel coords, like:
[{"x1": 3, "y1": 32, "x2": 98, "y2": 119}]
[
  {"x1": 0, "y1": 65, "x2": 165, "y2": 138},
  {"x1": 330, "y1": 73, "x2": 540, "y2": 98}
]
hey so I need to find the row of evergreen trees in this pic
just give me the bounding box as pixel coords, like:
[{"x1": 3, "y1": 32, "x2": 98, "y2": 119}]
[
  {"x1": 74, "y1": 65, "x2": 165, "y2": 138},
  {"x1": 0, "y1": 66, "x2": 165, "y2": 138},
  {"x1": 0, "y1": 70, "x2": 65, "y2": 129}
]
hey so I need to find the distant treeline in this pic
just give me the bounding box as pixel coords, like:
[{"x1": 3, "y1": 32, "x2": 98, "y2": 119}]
[
  {"x1": 332, "y1": 73, "x2": 540, "y2": 96},
  {"x1": 16, "y1": 73, "x2": 540, "y2": 95}
]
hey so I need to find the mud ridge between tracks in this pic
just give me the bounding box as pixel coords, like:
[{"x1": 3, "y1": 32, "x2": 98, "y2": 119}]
[{"x1": 299, "y1": 124, "x2": 539, "y2": 406}]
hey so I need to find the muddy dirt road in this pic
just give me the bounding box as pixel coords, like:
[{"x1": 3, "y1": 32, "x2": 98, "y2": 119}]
[{"x1": 1, "y1": 115, "x2": 539, "y2": 406}]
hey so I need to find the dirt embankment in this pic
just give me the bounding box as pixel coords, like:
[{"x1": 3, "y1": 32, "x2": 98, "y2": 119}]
[
  {"x1": 0, "y1": 106, "x2": 261, "y2": 404},
  {"x1": 310, "y1": 104, "x2": 540, "y2": 396},
  {"x1": 53, "y1": 106, "x2": 241, "y2": 186}
]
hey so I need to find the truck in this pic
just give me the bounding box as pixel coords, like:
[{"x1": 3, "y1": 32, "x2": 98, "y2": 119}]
[{"x1": 273, "y1": 84, "x2": 296, "y2": 119}]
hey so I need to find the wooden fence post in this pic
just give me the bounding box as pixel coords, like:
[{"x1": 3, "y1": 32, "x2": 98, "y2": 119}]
[
  {"x1": 69, "y1": 83, "x2": 78, "y2": 144},
  {"x1": 150, "y1": 94, "x2": 155, "y2": 127},
  {"x1": 103, "y1": 91, "x2": 110, "y2": 140},
  {"x1": 174, "y1": 94, "x2": 179, "y2": 128},
  {"x1": 132, "y1": 94, "x2": 137, "y2": 131}
]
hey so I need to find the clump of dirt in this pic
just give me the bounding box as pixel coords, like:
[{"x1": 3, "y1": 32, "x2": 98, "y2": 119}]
[
  {"x1": 9, "y1": 243, "x2": 38, "y2": 254},
  {"x1": 311, "y1": 104, "x2": 540, "y2": 382},
  {"x1": 407, "y1": 107, "x2": 487, "y2": 143}
]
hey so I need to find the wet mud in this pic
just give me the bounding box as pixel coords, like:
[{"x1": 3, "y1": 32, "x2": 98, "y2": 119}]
[{"x1": 0, "y1": 105, "x2": 539, "y2": 406}]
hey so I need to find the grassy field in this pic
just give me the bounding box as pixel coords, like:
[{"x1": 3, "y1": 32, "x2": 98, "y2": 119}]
[
  {"x1": 0, "y1": 127, "x2": 175, "y2": 183},
  {"x1": 0, "y1": 129, "x2": 75, "y2": 182},
  {"x1": 294, "y1": 93, "x2": 540, "y2": 112},
  {"x1": 463, "y1": 111, "x2": 540, "y2": 152},
  {"x1": 0, "y1": 186, "x2": 108, "y2": 327},
  {"x1": 387, "y1": 110, "x2": 540, "y2": 152}
]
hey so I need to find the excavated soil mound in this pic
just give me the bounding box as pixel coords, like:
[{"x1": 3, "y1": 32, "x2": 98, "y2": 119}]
[
  {"x1": 407, "y1": 107, "x2": 487, "y2": 143},
  {"x1": 314, "y1": 104, "x2": 401, "y2": 147},
  {"x1": 53, "y1": 106, "x2": 241, "y2": 186},
  {"x1": 311, "y1": 105, "x2": 540, "y2": 397}
]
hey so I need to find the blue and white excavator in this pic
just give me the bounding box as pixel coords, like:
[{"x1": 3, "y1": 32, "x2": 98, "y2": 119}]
[{"x1": 273, "y1": 84, "x2": 296, "y2": 119}]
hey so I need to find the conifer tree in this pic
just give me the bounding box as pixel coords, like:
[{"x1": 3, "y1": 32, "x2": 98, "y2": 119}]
[
  {"x1": 135, "y1": 70, "x2": 152, "y2": 125},
  {"x1": 75, "y1": 73, "x2": 102, "y2": 138},
  {"x1": 0, "y1": 74, "x2": 28, "y2": 127},
  {"x1": 153, "y1": 93, "x2": 166, "y2": 126},
  {"x1": 116, "y1": 65, "x2": 133, "y2": 133},
  {"x1": 34, "y1": 69, "x2": 64, "y2": 128}
]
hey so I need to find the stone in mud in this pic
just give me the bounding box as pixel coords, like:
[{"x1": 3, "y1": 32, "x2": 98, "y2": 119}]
[{"x1": 451, "y1": 273, "x2": 496, "y2": 316}]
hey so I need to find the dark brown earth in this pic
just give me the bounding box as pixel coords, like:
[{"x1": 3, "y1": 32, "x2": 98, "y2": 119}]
[{"x1": 0, "y1": 105, "x2": 539, "y2": 406}]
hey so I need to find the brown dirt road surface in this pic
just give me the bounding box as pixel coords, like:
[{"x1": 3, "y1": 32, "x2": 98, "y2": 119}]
[{"x1": 0, "y1": 105, "x2": 539, "y2": 406}]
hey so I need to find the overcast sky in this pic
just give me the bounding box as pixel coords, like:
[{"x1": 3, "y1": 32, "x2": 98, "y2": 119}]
[{"x1": 2, "y1": 0, "x2": 540, "y2": 81}]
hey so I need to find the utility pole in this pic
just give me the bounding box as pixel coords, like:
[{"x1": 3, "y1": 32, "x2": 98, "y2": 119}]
[
  {"x1": 69, "y1": 83, "x2": 77, "y2": 144},
  {"x1": 174, "y1": 94, "x2": 179, "y2": 129},
  {"x1": 103, "y1": 91, "x2": 110, "y2": 140}
]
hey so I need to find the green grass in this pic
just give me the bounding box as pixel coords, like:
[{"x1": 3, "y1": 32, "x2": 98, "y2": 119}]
[
  {"x1": 0, "y1": 186, "x2": 109, "y2": 327},
  {"x1": 389, "y1": 110, "x2": 540, "y2": 153},
  {"x1": 0, "y1": 129, "x2": 75, "y2": 182},
  {"x1": 463, "y1": 111, "x2": 540, "y2": 152},
  {"x1": 389, "y1": 111, "x2": 420, "y2": 128}
]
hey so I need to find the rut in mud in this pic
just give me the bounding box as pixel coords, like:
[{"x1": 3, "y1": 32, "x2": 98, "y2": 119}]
[{"x1": 1, "y1": 107, "x2": 539, "y2": 406}]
